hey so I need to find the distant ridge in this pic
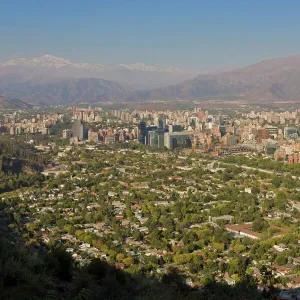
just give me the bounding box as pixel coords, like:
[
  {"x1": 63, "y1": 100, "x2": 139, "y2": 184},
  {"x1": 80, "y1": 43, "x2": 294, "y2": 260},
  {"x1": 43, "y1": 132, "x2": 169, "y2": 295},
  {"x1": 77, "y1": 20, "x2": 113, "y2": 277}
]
[
  {"x1": 0, "y1": 55, "x2": 195, "y2": 90},
  {"x1": 0, "y1": 54, "x2": 183, "y2": 72},
  {"x1": 0, "y1": 78, "x2": 131, "y2": 106},
  {"x1": 2, "y1": 54, "x2": 300, "y2": 104},
  {"x1": 126, "y1": 55, "x2": 300, "y2": 102},
  {"x1": 0, "y1": 95, "x2": 32, "y2": 110}
]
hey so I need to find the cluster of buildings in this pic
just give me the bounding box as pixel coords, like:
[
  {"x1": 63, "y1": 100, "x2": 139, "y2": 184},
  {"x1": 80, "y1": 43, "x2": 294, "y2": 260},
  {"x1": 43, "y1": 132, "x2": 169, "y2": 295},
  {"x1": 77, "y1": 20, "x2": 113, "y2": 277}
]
[
  {"x1": 5, "y1": 142, "x2": 300, "y2": 296},
  {"x1": 137, "y1": 120, "x2": 192, "y2": 150},
  {"x1": 5, "y1": 105, "x2": 300, "y2": 298},
  {"x1": 72, "y1": 106, "x2": 102, "y2": 122},
  {"x1": 109, "y1": 108, "x2": 300, "y2": 157},
  {"x1": 65, "y1": 107, "x2": 300, "y2": 158},
  {"x1": 3, "y1": 106, "x2": 300, "y2": 162},
  {"x1": 67, "y1": 107, "x2": 136, "y2": 144},
  {"x1": 110, "y1": 110, "x2": 134, "y2": 122},
  {"x1": 245, "y1": 110, "x2": 300, "y2": 125},
  {"x1": 65, "y1": 119, "x2": 137, "y2": 145},
  {"x1": 0, "y1": 112, "x2": 64, "y2": 135}
]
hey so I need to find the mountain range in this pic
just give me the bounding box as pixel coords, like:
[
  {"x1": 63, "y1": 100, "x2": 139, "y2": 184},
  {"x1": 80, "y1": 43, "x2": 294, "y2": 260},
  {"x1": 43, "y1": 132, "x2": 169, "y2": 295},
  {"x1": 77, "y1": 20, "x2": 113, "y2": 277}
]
[
  {"x1": 126, "y1": 55, "x2": 300, "y2": 102},
  {"x1": 1, "y1": 54, "x2": 300, "y2": 105},
  {"x1": 0, "y1": 78, "x2": 131, "y2": 106},
  {"x1": 0, "y1": 55, "x2": 194, "y2": 90},
  {"x1": 0, "y1": 96, "x2": 32, "y2": 110}
]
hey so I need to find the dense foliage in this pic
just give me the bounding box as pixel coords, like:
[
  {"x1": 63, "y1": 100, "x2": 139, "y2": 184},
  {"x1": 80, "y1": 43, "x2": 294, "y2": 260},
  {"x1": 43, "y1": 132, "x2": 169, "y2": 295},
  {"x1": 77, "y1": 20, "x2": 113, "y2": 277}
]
[{"x1": 0, "y1": 141, "x2": 297, "y2": 299}]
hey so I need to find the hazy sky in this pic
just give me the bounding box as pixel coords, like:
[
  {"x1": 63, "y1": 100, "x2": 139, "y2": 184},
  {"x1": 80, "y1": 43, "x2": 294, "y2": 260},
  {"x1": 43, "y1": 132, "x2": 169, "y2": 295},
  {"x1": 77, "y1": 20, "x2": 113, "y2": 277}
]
[{"x1": 1, "y1": 0, "x2": 300, "y2": 72}]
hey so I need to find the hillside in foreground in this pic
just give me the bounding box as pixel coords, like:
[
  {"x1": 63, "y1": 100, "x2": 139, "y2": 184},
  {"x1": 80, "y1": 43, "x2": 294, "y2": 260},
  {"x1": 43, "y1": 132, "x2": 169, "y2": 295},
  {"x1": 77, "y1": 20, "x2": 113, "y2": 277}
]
[{"x1": 0, "y1": 201, "x2": 273, "y2": 300}]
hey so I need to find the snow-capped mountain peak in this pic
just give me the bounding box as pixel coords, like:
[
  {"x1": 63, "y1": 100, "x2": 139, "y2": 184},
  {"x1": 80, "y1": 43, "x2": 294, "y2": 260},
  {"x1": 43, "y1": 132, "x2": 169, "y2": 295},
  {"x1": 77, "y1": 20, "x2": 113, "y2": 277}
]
[
  {"x1": 1, "y1": 55, "x2": 72, "y2": 68},
  {"x1": 119, "y1": 63, "x2": 159, "y2": 72},
  {"x1": 29, "y1": 55, "x2": 72, "y2": 67},
  {"x1": 1, "y1": 55, "x2": 184, "y2": 73},
  {"x1": 1, "y1": 58, "x2": 28, "y2": 67},
  {"x1": 0, "y1": 55, "x2": 195, "y2": 90}
]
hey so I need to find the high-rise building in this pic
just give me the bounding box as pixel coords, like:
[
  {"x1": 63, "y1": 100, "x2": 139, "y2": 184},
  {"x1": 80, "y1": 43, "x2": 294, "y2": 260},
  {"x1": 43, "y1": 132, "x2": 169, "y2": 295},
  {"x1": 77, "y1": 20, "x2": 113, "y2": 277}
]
[
  {"x1": 265, "y1": 143, "x2": 278, "y2": 155},
  {"x1": 219, "y1": 115, "x2": 228, "y2": 126},
  {"x1": 138, "y1": 121, "x2": 158, "y2": 145},
  {"x1": 257, "y1": 129, "x2": 270, "y2": 140},
  {"x1": 168, "y1": 125, "x2": 182, "y2": 133},
  {"x1": 265, "y1": 126, "x2": 279, "y2": 135},
  {"x1": 72, "y1": 106, "x2": 76, "y2": 117},
  {"x1": 88, "y1": 130, "x2": 99, "y2": 143},
  {"x1": 72, "y1": 119, "x2": 84, "y2": 140},
  {"x1": 138, "y1": 121, "x2": 147, "y2": 144},
  {"x1": 222, "y1": 133, "x2": 237, "y2": 146},
  {"x1": 219, "y1": 125, "x2": 227, "y2": 137},
  {"x1": 148, "y1": 129, "x2": 165, "y2": 149},
  {"x1": 188, "y1": 117, "x2": 199, "y2": 128},
  {"x1": 16, "y1": 126, "x2": 22, "y2": 135},
  {"x1": 62, "y1": 129, "x2": 71, "y2": 139},
  {"x1": 79, "y1": 110, "x2": 84, "y2": 120},
  {"x1": 42, "y1": 127, "x2": 50, "y2": 135},
  {"x1": 164, "y1": 132, "x2": 192, "y2": 150},
  {"x1": 9, "y1": 126, "x2": 15, "y2": 135},
  {"x1": 158, "y1": 118, "x2": 165, "y2": 129},
  {"x1": 284, "y1": 127, "x2": 298, "y2": 138}
]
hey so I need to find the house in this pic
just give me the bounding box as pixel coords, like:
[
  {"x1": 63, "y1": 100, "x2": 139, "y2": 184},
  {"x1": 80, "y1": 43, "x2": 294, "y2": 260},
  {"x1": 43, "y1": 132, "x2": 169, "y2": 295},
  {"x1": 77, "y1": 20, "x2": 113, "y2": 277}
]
[
  {"x1": 121, "y1": 220, "x2": 131, "y2": 227},
  {"x1": 292, "y1": 257, "x2": 300, "y2": 266},
  {"x1": 291, "y1": 201, "x2": 300, "y2": 212},
  {"x1": 266, "y1": 191, "x2": 276, "y2": 199},
  {"x1": 108, "y1": 191, "x2": 117, "y2": 197},
  {"x1": 137, "y1": 227, "x2": 148, "y2": 233},
  {"x1": 210, "y1": 215, "x2": 233, "y2": 223},
  {"x1": 168, "y1": 176, "x2": 182, "y2": 181},
  {"x1": 225, "y1": 224, "x2": 261, "y2": 240},
  {"x1": 79, "y1": 243, "x2": 91, "y2": 249},
  {"x1": 132, "y1": 182, "x2": 150, "y2": 189},
  {"x1": 224, "y1": 273, "x2": 236, "y2": 286},
  {"x1": 184, "y1": 178, "x2": 196, "y2": 185},
  {"x1": 274, "y1": 244, "x2": 289, "y2": 253},
  {"x1": 151, "y1": 200, "x2": 169, "y2": 207},
  {"x1": 115, "y1": 262, "x2": 125, "y2": 270},
  {"x1": 273, "y1": 264, "x2": 291, "y2": 277},
  {"x1": 244, "y1": 187, "x2": 252, "y2": 194}
]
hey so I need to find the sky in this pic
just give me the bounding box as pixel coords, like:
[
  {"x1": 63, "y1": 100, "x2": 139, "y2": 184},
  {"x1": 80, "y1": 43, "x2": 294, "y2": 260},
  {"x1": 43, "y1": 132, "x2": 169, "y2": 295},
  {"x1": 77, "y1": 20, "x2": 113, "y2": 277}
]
[{"x1": 1, "y1": 0, "x2": 300, "y2": 72}]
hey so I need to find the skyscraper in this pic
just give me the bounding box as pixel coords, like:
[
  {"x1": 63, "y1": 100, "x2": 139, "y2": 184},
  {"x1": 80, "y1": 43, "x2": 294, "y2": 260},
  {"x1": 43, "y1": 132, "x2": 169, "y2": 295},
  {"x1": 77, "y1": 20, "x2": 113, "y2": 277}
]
[
  {"x1": 138, "y1": 121, "x2": 158, "y2": 144},
  {"x1": 219, "y1": 125, "x2": 227, "y2": 137},
  {"x1": 149, "y1": 130, "x2": 165, "y2": 149},
  {"x1": 72, "y1": 106, "x2": 76, "y2": 117},
  {"x1": 138, "y1": 121, "x2": 147, "y2": 144},
  {"x1": 72, "y1": 119, "x2": 84, "y2": 140},
  {"x1": 164, "y1": 132, "x2": 192, "y2": 150}
]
